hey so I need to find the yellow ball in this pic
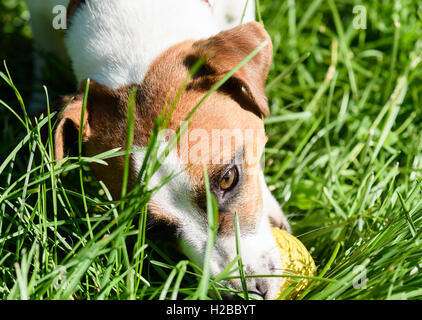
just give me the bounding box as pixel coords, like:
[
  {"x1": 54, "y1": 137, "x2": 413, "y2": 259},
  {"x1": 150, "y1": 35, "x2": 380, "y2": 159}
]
[{"x1": 271, "y1": 227, "x2": 317, "y2": 300}]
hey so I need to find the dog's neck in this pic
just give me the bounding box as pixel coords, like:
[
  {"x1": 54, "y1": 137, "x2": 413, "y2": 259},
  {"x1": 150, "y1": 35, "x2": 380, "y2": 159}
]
[{"x1": 65, "y1": 0, "x2": 220, "y2": 88}]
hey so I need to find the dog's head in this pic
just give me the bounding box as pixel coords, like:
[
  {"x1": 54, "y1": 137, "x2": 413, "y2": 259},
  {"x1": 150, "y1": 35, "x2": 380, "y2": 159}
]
[{"x1": 53, "y1": 22, "x2": 289, "y2": 299}]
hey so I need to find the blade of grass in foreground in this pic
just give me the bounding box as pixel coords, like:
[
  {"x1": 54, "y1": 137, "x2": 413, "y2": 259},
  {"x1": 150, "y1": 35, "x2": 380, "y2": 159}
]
[
  {"x1": 234, "y1": 212, "x2": 249, "y2": 300},
  {"x1": 194, "y1": 166, "x2": 219, "y2": 300},
  {"x1": 78, "y1": 79, "x2": 92, "y2": 240},
  {"x1": 120, "y1": 86, "x2": 138, "y2": 209}
]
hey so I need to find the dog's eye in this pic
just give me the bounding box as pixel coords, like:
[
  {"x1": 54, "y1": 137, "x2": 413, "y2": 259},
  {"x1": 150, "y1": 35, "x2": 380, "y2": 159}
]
[{"x1": 220, "y1": 166, "x2": 239, "y2": 192}]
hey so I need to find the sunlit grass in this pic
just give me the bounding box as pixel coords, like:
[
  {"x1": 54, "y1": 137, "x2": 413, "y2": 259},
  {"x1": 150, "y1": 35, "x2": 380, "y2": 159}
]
[{"x1": 1, "y1": 0, "x2": 422, "y2": 300}]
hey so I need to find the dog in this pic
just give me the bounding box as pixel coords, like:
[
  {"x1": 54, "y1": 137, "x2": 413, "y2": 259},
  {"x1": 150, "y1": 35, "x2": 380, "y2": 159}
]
[{"x1": 25, "y1": 0, "x2": 290, "y2": 299}]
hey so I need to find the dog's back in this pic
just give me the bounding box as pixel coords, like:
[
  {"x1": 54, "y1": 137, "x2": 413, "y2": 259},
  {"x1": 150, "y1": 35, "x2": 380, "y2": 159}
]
[{"x1": 26, "y1": 0, "x2": 256, "y2": 114}]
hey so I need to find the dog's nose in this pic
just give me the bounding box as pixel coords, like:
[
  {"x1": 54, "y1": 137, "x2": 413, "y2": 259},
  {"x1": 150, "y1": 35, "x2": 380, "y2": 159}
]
[{"x1": 248, "y1": 290, "x2": 265, "y2": 299}]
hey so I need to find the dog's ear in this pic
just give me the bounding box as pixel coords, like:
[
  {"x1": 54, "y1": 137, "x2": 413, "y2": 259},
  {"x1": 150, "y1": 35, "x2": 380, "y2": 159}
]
[
  {"x1": 53, "y1": 80, "x2": 112, "y2": 160},
  {"x1": 191, "y1": 22, "x2": 273, "y2": 118},
  {"x1": 53, "y1": 93, "x2": 89, "y2": 160}
]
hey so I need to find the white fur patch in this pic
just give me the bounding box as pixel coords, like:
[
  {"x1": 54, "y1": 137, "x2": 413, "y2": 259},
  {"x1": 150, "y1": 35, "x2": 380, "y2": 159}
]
[
  {"x1": 65, "y1": 0, "x2": 256, "y2": 88},
  {"x1": 65, "y1": 0, "x2": 220, "y2": 88}
]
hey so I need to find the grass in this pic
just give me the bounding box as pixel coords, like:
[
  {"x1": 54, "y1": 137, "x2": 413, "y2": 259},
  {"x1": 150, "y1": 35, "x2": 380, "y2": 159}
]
[{"x1": 1, "y1": 0, "x2": 422, "y2": 300}]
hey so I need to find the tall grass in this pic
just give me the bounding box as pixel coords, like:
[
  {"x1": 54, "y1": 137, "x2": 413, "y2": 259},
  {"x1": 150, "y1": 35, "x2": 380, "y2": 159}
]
[{"x1": 1, "y1": 0, "x2": 422, "y2": 300}]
